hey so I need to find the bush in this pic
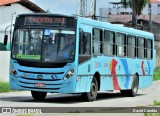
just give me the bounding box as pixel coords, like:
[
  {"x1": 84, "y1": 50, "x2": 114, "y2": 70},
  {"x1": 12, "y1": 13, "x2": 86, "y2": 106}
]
[
  {"x1": 154, "y1": 100, "x2": 160, "y2": 106},
  {"x1": 0, "y1": 82, "x2": 12, "y2": 93},
  {"x1": 153, "y1": 67, "x2": 160, "y2": 81},
  {"x1": 0, "y1": 43, "x2": 7, "y2": 51}
]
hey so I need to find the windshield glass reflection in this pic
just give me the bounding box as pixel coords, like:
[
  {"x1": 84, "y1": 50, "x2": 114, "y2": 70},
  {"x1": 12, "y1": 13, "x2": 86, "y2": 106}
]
[{"x1": 12, "y1": 29, "x2": 75, "y2": 63}]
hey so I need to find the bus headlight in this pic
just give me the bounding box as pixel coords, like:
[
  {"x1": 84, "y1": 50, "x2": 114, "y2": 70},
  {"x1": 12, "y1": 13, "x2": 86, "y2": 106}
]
[
  {"x1": 10, "y1": 65, "x2": 17, "y2": 75},
  {"x1": 64, "y1": 68, "x2": 75, "y2": 80}
]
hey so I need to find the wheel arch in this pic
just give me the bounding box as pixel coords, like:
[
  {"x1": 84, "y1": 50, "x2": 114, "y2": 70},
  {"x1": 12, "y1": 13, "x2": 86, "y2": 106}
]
[
  {"x1": 134, "y1": 72, "x2": 139, "y2": 89},
  {"x1": 135, "y1": 72, "x2": 139, "y2": 83},
  {"x1": 93, "y1": 72, "x2": 100, "y2": 91}
]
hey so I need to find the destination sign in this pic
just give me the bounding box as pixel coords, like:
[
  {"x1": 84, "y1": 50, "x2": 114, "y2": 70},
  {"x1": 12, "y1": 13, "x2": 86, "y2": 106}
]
[{"x1": 24, "y1": 16, "x2": 74, "y2": 27}]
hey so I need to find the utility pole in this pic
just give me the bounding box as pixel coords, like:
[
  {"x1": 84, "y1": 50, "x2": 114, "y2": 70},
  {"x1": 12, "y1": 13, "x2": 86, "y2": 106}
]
[
  {"x1": 149, "y1": 3, "x2": 152, "y2": 32},
  {"x1": 93, "y1": 0, "x2": 97, "y2": 19},
  {"x1": 10, "y1": 12, "x2": 16, "y2": 48},
  {"x1": 79, "y1": 0, "x2": 96, "y2": 19},
  {"x1": 80, "y1": 0, "x2": 86, "y2": 17}
]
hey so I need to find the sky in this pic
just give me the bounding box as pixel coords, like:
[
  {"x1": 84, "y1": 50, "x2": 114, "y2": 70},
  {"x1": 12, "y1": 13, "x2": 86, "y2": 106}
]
[{"x1": 31, "y1": 0, "x2": 120, "y2": 15}]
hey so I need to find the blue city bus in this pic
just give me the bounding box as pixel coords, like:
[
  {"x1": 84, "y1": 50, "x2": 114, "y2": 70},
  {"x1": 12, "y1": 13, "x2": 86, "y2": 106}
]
[{"x1": 8, "y1": 13, "x2": 155, "y2": 101}]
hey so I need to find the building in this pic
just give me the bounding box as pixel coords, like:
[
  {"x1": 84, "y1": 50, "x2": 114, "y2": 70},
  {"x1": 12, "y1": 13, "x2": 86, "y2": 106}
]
[
  {"x1": 99, "y1": 0, "x2": 160, "y2": 23},
  {"x1": 99, "y1": 0, "x2": 160, "y2": 38},
  {"x1": 0, "y1": 0, "x2": 45, "y2": 49},
  {"x1": 99, "y1": 0, "x2": 160, "y2": 67}
]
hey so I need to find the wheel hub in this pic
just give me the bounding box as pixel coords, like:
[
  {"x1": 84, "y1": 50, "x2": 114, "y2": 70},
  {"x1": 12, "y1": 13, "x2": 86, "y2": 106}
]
[{"x1": 90, "y1": 83, "x2": 96, "y2": 97}]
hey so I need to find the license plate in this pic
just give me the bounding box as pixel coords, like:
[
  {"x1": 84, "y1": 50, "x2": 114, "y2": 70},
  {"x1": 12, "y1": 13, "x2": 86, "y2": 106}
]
[{"x1": 34, "y1": 83, "x2": 45, "y2": 87}]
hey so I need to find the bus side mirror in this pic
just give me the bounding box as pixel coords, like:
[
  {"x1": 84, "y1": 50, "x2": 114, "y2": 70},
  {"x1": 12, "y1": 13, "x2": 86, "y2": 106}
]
[{"x1": 4, "y1": 35, "x2": 8, "y2": 46}]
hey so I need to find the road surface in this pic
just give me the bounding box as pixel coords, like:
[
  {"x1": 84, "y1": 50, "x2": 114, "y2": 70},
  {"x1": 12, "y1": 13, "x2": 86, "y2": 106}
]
[{"x1": 0, "y1": 81, "x2": 159, "y2": 113}]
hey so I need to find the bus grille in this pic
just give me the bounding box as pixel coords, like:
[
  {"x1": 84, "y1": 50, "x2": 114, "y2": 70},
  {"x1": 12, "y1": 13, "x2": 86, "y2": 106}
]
[{"x1": 17, "y1": 76, "x2": 63, "y2": 90}]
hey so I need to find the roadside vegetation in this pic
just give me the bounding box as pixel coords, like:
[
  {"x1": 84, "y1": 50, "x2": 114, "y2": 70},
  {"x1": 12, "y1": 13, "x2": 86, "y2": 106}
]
[
  {"x1": 153, "y1": 100, "x2": 160, "y2": 106},
  {"x1": 0, "y1": 82, "x2": 14, "y2": 93},
  {"x1": 144, "y1": 100, "x2": 160, "y2": 116},
  {"x1": 144, "y1": 113, "x2": 160, "y2": 116},
  {"x1": 153, "y1": 67, "x2": 160, "y2": 81}
]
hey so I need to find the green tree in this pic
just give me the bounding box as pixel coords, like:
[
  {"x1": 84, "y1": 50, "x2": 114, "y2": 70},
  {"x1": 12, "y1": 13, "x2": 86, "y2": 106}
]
[
  {"x1": 121, "y1": 0, "x2": 150, "y2": 28},
  {"x1": 0, "y1": 43, "x2": 7, "y2": 51}
]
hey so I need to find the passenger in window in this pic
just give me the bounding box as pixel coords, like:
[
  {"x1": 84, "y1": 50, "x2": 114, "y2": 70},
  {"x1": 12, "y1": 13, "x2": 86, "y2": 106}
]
[
  {"x1": 31, "y1": 30, "x2": 42, "y2": 55},
  {"x1": 47, "y1": 37, "x2": 55, "y2": 51},
  {"x1": 63, "y1": 39, "x2": 75, "y2": 59},
  {"x1": 45, "y1": 36, "x2": 57, "y2": 61},
  {"x1": 79, "y1": 34, "x2": 87, "y2": 54}
]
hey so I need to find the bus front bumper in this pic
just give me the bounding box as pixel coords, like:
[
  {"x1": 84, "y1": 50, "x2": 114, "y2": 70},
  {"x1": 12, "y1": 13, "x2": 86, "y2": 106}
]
[{"x1": 10, "y1": 74, "x2": 75, "y2": 93}]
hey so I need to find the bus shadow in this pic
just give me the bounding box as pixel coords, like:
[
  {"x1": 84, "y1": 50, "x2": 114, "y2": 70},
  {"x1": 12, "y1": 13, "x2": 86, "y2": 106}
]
[
  {"x1": 45, "y1": 94, "x2": 83, "y2": 103},
  {"x1": 43, "y1": 92, "x2": 145, "y2": 104},
  {"x1": 97, "y1": 92, "x2": 122, "y2": 100},
  {"x1": 0, "y1": 92, "x2": 146, "y2": 104},
  {"x1": 0, "y1": 96, "x2": 34, "y2": 103},
  {"x1": 44, "y1": 93, "x2": 122, "y2": 104},
  {"x1": 96, "y1": 92, "x2": 145, "y2": 101}
]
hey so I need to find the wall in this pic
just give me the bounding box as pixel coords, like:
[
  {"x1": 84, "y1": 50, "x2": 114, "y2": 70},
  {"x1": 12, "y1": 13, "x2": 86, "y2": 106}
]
[
  {"x1": 155, "y1": 41, "x2": 160, "y2": 68},
  {"x1": 105, "y1": 2, "x2": 160, "y2": 15},
  {"x1": 0, "y1": 3, "x2": 33, "y2": 25},
  {"x1": 0, "y1": 3, "x2": 34, "y2": 82},
  {"x1": 156, "y1": 49, "x2": 160, "y2": 67},
  {"x1": 0, "y1": 3, "x2": 33, "y2": 43},
  {"x1": 0, "y1": 51, "x2": 10, "y2": 82}
]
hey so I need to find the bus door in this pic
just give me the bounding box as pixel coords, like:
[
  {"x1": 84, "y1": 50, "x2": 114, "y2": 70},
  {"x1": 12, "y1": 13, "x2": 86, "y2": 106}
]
[
  {"x1": 76, "y1": 25, "x2": 92, "y2": 92},
  {"x1": 78, "y1": 27, "x2": 92, "y2": 72},
  {"x1": 92, "y1": 28, "x2": 103, "y2": 72}
]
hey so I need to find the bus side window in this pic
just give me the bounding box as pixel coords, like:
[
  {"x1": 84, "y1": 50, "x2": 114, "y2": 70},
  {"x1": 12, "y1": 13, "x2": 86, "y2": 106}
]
[
  {"x1": 92, "y1": 28, "x2": 103, "y2": 56},
  {"x1": 78, "y1": 31, "x2": 91, "y2": 64},
  {"x1": 146, "y1": 39, "x2": 153, "y2": 59},
  {"x1": 116, "y1": 33, "x2": 126, "y2": 57},
  {"x1": 104, "y1": 30, "x2": 115, "y2": 56},
  {"x1": 127, "y1": 35, "x2": 136, "y2": 58},
  {"x1": 79, "y1": 32, "x2": 91, "y2": 55},
  {"x1": 137, "y1": 37, "x2": 145, "y2": 59}
]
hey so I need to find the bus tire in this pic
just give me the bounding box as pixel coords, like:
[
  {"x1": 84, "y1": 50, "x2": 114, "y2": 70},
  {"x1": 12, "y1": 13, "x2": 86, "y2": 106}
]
[
  {"x1": 121, "y1": 75, "x2": 138, "y2": 97},
  {"x1": 31, "y1": 91, "x2": 47, "y2": 101},
  {"x1": 81, "y1": 77, "x2": 98, "y2": 102}
]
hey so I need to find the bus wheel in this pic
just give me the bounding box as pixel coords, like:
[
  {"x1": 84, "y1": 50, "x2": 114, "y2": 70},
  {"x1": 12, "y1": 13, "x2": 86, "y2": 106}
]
[
  {"x1": 82, "y1": 77, "x2": 98, "y2": 102},
  {"x1": 31, "y1": 91, "x2": 47, "y2": 101},
  {"x1": 121, "y1": 75, "x2": 138, "y2": 97}
]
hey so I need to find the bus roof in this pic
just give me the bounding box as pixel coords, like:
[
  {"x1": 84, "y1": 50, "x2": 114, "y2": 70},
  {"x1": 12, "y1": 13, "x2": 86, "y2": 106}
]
[
  {"x1": 16, "y1": 13, "x2": 154, "y2": 39},
  {"x1": 77, "y1": 16, "x2": 154, "y2": 39}
]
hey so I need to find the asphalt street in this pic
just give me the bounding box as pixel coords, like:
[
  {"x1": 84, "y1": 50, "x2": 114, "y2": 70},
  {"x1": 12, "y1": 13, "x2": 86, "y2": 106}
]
[{"x1": 0, "y1": 81, "x2": 159, "y2": 113}]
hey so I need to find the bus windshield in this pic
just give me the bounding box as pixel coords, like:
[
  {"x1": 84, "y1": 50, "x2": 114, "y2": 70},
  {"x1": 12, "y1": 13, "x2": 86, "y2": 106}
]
[{"x1": 12, "y1": 29, "x2": 75, "y2": 63}]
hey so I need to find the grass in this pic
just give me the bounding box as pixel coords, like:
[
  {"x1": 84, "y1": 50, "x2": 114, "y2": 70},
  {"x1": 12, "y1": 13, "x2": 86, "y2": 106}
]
[
  {"x1": 144, "y1": 113, "x2": 160, "y2": 116},
  {"x1": 153, "y1": 67, "x2": 160, "y2": 81},
  {"x1": 153, "y1": 100, "x2": 160, "y2": 106},
  {"x1": 0, "y1": 82, "x2": 14, "y2": 93},
  {"x1": 144, "y1": 100, "x2": 160, "y2": 116}
]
